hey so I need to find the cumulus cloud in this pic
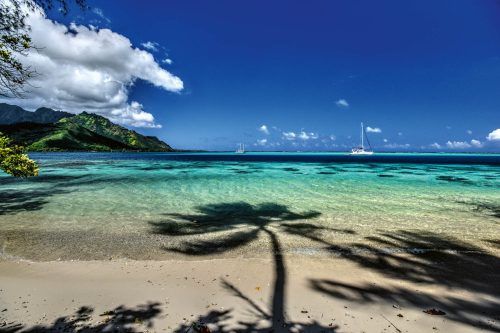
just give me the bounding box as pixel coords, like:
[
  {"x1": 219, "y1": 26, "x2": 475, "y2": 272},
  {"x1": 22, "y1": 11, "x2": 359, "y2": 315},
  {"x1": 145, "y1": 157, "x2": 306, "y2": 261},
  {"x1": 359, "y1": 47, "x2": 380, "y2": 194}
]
[
  {"x1": 298, "y1": 131, "x2": 318, "y2": 140},
  {"x1": 470, "y1": 139, "x2": 483, "y2": 148},
  {"x1": 258, "y1": 125, "x2": 270, "y2": 135},
  {"x1": 366, "y1": 126, "x2": 382, "y2": 133},
  {"x1": 255, "y1": 138, "x2": 267, "y2": 146},
  {"x1": 467, "y1": 129, "x2": 472, "y2": 135},
  {"x1": 0, "y1": 9, "x2": 183, "y2": 127},
  {"x1": 429, "y1": 142, "x2": 441, "y2": 149},
  {"x1": 446, "y1": 141, "x2": 471, "y2": 149},
  {"x1": 384, "y1": 143, "x2": 410, "y2": 149},
  {"x1": 329, "y1": 134, "x2": 336, "y2": 141},
  {"x1": 335, "y1": 99, "x2": 349, "y2": 108},
  {"x1": 446, "y1": 139, "x2": 484, "y2": 149},
  {"x1": 141, "y1": 41, "x2": 159, "y2": 52},
  {"x1": 282, "y1": 130, "x2": 319, "y2": 141},
  {"x1": 487, "y1": 129, "x2": 500, "y2": 141},
  {"x1": 282, "y1": 132, "x2": 297, "y2": 140},
  {"x1": 162, "y1": 58, "x2": 173, "y2": 65},
  {"x1": 383, "y1": 138, "x2": 388, "y2": 143}
]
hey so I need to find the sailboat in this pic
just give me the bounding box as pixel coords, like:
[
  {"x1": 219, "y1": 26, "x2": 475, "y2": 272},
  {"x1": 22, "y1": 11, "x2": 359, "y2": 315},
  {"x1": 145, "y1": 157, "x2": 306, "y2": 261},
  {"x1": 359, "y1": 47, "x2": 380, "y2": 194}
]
[
  {"x1": 350, "y1": 122, "x2": 374, "y2": 155},
  {"x1": 235, "y1": 143, "x2": 245, "y2": 154}
]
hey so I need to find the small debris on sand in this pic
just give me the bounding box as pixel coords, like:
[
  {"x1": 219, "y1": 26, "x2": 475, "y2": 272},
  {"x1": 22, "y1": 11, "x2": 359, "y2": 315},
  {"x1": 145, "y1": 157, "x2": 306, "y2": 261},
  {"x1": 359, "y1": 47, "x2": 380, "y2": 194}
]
[
  {"x1": 99, "y1": 310, "x2": 115, "y2": 316},
  {"x1": 423, "y1": 309, "x2": 446, "y2": 316}
]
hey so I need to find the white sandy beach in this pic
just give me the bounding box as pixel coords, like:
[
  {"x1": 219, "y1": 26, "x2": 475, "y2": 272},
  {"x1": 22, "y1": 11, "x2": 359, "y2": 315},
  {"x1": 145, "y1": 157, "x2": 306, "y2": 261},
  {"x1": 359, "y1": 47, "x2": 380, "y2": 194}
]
[{"x1": 1, "y1": 254, "x2": 498, "y2": 333}]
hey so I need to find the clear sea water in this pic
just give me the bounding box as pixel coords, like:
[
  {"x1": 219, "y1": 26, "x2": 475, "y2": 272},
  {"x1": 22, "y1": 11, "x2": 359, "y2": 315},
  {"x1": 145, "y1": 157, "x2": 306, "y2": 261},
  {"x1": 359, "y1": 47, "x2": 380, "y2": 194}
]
[{"x1": 0, "y1": 152, "x2": 499, "y2": 261}]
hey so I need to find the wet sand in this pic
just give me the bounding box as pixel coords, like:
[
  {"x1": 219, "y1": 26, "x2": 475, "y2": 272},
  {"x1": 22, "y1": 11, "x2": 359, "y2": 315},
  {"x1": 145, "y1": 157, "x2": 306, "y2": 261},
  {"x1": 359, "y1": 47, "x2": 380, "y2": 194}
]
[{"x1": 1, "y1": 253, "x2": 498, "y2": 332}]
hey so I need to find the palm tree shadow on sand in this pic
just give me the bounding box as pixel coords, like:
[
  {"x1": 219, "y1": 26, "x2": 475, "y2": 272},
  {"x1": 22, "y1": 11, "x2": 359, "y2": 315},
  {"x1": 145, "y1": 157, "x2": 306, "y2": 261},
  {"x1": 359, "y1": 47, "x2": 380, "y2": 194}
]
[
  {"x1": 151, "y1": 203, "x2": 500, "y2": 332},
  {"x1": 149, "y1": 202, "x2": 343, "y2": 332},
  {"x1": 0, "y1": 303, "x2": 162, "y2": 333},
  {"x1": 300, "y1": 230, "x2": 500, "y2": 332}
]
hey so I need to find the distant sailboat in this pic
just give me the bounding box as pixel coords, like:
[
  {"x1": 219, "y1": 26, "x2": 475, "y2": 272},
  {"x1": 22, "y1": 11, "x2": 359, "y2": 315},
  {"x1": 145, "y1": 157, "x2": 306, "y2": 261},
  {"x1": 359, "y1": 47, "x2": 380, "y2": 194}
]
[
  {"x1": 235, "y1": 143, "x2": 245, "y2": 154},
  {"x1": 350, "y1": 122, "x2": 374, "y2": 155}
]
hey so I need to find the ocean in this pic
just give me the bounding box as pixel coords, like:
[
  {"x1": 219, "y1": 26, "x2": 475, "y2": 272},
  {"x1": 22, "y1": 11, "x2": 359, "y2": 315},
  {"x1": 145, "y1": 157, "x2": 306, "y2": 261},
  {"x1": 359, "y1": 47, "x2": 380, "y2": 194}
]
[{"x1": 1, "y1": 152, "x2": 499, "y2": 261}]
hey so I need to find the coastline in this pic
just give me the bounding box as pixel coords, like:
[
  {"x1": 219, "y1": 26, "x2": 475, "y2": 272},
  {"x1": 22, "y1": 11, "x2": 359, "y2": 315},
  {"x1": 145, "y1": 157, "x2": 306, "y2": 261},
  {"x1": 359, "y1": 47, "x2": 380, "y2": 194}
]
[{"x1": 1, "y1": 153, "x2": 499, "y2": 332}]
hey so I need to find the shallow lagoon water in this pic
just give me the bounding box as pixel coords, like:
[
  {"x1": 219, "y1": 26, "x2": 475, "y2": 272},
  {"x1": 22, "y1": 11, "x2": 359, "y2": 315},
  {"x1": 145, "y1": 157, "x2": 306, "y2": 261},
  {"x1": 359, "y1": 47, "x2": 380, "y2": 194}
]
[{"x1": 0, "y1": 152, "x2": 499, "y2": 261}]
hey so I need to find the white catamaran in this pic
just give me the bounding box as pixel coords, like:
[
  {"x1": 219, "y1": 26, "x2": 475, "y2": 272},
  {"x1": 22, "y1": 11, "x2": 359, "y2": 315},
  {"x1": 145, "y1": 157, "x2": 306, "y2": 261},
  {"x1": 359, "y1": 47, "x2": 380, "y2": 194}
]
[
  {"x1": 235, "y1": 143, "x2": 245, "y2": 154},
  {"x1": 351, "y1": 122, "x2": 374, "y2": 155}
]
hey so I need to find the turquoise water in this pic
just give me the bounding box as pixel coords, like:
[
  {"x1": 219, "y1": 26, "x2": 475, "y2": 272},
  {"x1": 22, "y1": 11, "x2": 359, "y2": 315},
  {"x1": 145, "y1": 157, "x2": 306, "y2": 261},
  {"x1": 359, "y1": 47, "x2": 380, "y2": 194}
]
[{"x1": 0, "y1": 152, "x2": 499, "y2": 261}]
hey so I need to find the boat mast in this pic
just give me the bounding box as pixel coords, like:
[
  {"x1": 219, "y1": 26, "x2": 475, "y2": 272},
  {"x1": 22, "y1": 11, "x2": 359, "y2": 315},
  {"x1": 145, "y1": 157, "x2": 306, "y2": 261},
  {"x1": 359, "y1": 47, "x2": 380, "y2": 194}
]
[{"x1": 361, "y1": 122, "x2": 364, "y2": 149}]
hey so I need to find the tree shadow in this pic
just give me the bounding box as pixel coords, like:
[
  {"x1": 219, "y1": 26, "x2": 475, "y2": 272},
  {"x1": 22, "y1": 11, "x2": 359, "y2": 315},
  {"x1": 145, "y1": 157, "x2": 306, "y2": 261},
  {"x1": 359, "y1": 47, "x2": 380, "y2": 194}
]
[
  {"x1": 171, "y1": 279, "x2": 339, "y2": 333},
  {"x1": 485, "y1": 239, "x2": 500, "y2": 249},
  {"x1": 462, "y1": 200, "x2": 500, "y2": 219},
  {"x1": 0, "y1": 173, "x2": 87, "y2": 215},
  {"x1": 0, "y1": 172, "x2": 130, "y2": 215},
  {"x1": 305, "y1": 230, "x2": 500, "y2": 332},
  {"x1": 0, "y1": 302, "x2": 161, "y2": 333},
  {"x1": 150, "y1": 202, "x2": 342, "y2": 332},
  {"x1": 0, "y1": 174, "x2": 86, "y2": 186},
  {"x1": 0, "y1": 187, "x2": 73, "y2": 215}
]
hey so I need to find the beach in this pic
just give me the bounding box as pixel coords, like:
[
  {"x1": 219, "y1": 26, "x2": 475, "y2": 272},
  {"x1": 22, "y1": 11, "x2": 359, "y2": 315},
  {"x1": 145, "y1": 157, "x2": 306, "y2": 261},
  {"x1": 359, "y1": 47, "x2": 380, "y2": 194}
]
[
  {"x1": 1, "y1": 153, "x2": 499, "y2": 332},
  {"x1": 1, "y1": 252, "x2": 499, "y2": 332}
]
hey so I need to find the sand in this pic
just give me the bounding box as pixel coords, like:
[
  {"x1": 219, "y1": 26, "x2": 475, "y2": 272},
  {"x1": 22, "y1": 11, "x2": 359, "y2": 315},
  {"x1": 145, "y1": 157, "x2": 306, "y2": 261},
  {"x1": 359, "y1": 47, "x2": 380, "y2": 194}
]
[{"x1": 1, "y1": 253, "x2": 498, "y2": 332}]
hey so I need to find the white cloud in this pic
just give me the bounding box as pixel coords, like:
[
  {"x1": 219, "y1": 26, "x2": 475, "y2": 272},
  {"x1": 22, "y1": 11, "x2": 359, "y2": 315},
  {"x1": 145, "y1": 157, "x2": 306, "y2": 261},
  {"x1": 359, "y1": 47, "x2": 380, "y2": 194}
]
[
  {"x1": 329, "y1": 134, "x2": 336, "y2": 141},
  {"x1": 1, "y1": 9, "x2": 183, "y2": 128},
  {"x1": 256, "y1": 138, "x2": 267, "y2": 146},
  {"x1": 91, "y1": 7, "x2": 111, "y2": 23},
  {"x1": 383, "y1": 138, "x2": 388, "y2": 143},
  {"x1": 398, "y1": 132, "x2": 403, "y2": 136},
  {"x1": 258, "y1": 125, "x2": 270, "y2": 135},
  {"x1": 466, "y1": 129, "x2": 472, "y2": 135},
  {"x1": 470, "y1": 139, "x2": 483, "y2": 148},
  {"x1": 384, "y1": 143, "x2": 410, "y2": 149},
  {"x1": 141, "y1": 41, "x2": 159, "y2": 52},
  {"x1": 366, "y1": 126, "x2": 382, "y2": 133},
  {"x1": 486, "y1": 129, "x2": 500, "y2": 141},
  {"x1": 298, "y1": 132, "x2": 309, "y2": 140},
  {"x1": 446, "y1": 141, "x2": 471, "y2": 149},
  {"x1": 429, "y1": 142, "x2": 441, "y2": 149},
  {"x1": 445, "y1": 139, "x2": 485, "y2": 149},
  {"x1": 335, "y1": 99, "x2": 349, "y2": 108},
  {"x1": 298, "y1": 131, "x2": 318, "y2": 140},
  {"x1": 282, "y1": 132, "x2": 296, "y2": 140},
  {"x1": 282, "y1": 130, "x2": 318, "y2": 141},
  {"x1": 162, "y1": 58, "x2": 173, "y2": 65}
]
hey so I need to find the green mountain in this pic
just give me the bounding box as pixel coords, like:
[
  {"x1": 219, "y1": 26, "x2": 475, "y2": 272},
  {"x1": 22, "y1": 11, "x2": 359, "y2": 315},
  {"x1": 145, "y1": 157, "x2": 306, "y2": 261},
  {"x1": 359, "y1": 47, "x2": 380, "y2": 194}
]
[
  {"x1": 68, "y1": 112, "x2": 172, "y2": 151},
  {"x1": 0, "y1": 106, "x2": 173, "y2": 152}
]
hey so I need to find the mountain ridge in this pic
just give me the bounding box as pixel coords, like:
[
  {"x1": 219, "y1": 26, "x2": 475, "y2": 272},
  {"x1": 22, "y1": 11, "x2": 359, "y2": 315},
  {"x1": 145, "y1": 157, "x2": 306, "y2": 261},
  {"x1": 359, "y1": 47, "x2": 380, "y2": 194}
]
[
  {"x1": 0, "y1": 103, "x2": 74, "y2": 124},
  {"x1": 0, "y1": 104, "x2": 173, "y2": 152}
]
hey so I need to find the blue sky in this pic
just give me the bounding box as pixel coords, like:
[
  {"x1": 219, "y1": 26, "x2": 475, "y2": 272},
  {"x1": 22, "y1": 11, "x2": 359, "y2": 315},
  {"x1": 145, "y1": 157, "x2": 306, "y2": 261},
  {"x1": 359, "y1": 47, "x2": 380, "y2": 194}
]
[{"x1": 42, "y1": 1, "x2": 500, "y2": 151}]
